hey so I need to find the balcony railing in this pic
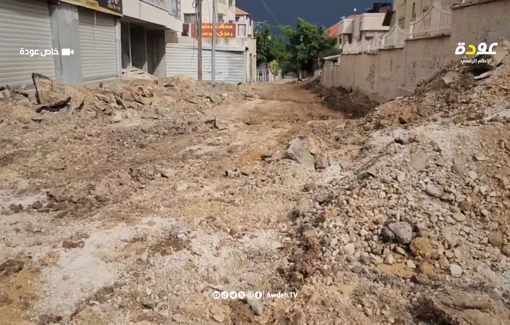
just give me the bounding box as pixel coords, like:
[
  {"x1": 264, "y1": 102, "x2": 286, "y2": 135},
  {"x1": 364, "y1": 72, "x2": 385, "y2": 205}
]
[
  {"x1": 331, "y1": 2, "x2": 452, "y2": 55},
  {"x1": 380, "y1": 25, "x2": 406, "y2": 48},
  {"x1": 409, "y1": 2, "x2": 452, "y2": 38}
]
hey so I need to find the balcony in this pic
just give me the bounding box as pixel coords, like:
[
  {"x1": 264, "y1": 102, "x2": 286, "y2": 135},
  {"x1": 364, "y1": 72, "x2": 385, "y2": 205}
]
[{"x1": 409, "y1": 3, "x2": 452, "y2": 38}]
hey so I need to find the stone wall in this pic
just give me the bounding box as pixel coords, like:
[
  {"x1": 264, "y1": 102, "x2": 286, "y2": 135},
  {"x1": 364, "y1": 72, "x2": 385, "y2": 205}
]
[
  {"x1": 378, "y1": 48, "x2": 406, "y2": 99},
  {"x1": 324, "y1": 0, "x2": 510, "y2": 101},
  {"x1": 403, "y1": 35, "x2": 453, "y2": 89}
]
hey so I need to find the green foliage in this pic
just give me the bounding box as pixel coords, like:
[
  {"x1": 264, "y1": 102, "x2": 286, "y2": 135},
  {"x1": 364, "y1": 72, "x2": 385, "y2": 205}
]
[
  {"x1": 255, "y1": 25, "x2": 274, "y2": 66},
  {"x1": 281, "y1": 18, "x2": 336, "y2": 73},
  {"x1": 255, "y1": 19, "x2": 335, "y2": 75},
  {"x1": 269, "y1": 61, "x2": 279, "y2": 75},
  {"x1": 319, "y1": 47, "x2": 341, "y2": 59}
]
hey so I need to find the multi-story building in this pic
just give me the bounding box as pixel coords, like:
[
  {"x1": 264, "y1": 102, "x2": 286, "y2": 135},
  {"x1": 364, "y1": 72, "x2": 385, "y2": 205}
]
[
  {"x1": 121, "y1": 0, "x2": 183, "y2": 78},
  {"x1": 165, "y1": 1, "x2": 256, "y2": 84},
  {"x1": 0, "y1": 0, "x2": 183, "y2": 87},
  {"x1": 327, "y1": 3, "x2": 392, "y2": 53},
  {"x1": 181, "y1": 0, "x2": 235, "y2": 24},
  {"x1": 392, "y1": 0, "x2": 460, "y2": 34},
  {"x1": 235, "y1": 7, "x2": 253, "y2": 39}
]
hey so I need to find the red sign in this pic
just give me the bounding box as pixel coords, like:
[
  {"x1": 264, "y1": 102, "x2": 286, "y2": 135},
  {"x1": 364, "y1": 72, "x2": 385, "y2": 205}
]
[{"x1": 190, "y1": 23, "x2": 237, "y2": 38}]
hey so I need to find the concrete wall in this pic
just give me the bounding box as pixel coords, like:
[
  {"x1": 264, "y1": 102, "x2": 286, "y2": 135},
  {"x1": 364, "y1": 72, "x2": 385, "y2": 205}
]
[
  {"x1": 322, "y1": 61, "x2": 335, "y2": 87},
  {"x1": 378, "y1": 48, "x2": 406, "y2": 98},
  {"x1": 236, "y1": 14, "x2": 253, "y2": 37},
  {"x1": 124, "y1": 0, "x2": 182, "y2": 31},
  {"x1": 403, "y1": 35, "x2": 452, "y2": 89},
  {"x1": 451, "y1": 0, "x2": 510, "y2": 45},
  {"x1": 323, "y1": 0, "x2": 510, "y2": 101},
  {"x1": 362, "y1": 13, "x2": 390, "y2": 31},
  {"x1": 49, "y1": 2, "x2": 82, "y2": 85}
]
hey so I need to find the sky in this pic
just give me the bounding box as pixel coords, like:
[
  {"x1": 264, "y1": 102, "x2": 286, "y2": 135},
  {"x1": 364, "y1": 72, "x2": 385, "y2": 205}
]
[{"x1": 236, "y1": 0, "x2": 377, "y2": 30}]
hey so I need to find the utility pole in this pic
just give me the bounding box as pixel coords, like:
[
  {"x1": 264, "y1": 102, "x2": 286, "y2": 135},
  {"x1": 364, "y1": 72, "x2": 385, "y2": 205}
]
[
  {"x1": 211, "y1": 0, "x2": 218, "y2": 86},
  {"x1": 197, "y1": 0, "x2": 203, "y2": 80}
]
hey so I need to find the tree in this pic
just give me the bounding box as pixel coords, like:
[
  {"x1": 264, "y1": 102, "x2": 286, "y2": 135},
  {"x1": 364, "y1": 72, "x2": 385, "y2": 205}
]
[
  {"x1": 255, "y1": 25, "x2": 291, "y2": 67},
  {"x1": 255, "y1": 25, "x2": 275, "y2": 67},
  {"x1": 281, "y1": 18, "x2": 336, "y2": 77}
]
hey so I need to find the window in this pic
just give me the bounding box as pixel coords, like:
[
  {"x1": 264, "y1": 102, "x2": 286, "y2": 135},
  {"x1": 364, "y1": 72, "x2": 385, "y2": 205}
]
[
  {"x1": 184, "y1": 14, "x2": 196, "y2": 24},
  {"x1": 238, "y1": 24, "x2": 246, "y2": 37},
  {"x1": 168, "y1": 0, "x2": 181, "y2": 18},
  {"x1": 412, "y1": 2, "x2": 416, "y2": 20},
  {"x1": 398, "y1": 17, "x2": 405, "y2": 28},
  {"x1": 235, "y1": 16, "x2": 240, "y2": 22},
  {"x1": 218, "y1": 14, "x2": 225, "y2": 23}
]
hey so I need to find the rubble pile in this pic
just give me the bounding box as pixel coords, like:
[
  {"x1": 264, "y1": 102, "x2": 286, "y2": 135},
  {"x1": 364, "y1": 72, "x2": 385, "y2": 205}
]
[
  {"x1": 121, "y1": 67, "x2": 158, "y2": 81},
  {"x1": 366, "y1": 41, "x2": 510, "y2": 128},
  {"x1": 0, "y1": 74, "x2": 255, "y2": 126},
  {"x1": 280, "y1": 41, "x2": 510, "y2": 323},
  {"x1": 304, "y1": 78, "x2": 378, "y2": 119}
]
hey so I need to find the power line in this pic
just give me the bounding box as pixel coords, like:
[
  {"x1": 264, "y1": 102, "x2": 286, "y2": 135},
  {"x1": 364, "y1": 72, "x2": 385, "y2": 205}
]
[{"x1": 259, "y1": 0, "x2": 282, "y2": 25}]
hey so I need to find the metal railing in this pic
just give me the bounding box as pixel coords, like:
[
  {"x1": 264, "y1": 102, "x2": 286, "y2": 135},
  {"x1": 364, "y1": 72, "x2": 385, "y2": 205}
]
[
  {"x1": 338, "y1": 2, "x2": 452, "y2": 55},
  {"x1": 409, "y1": 3, "x2": 452, "y2": 38},
  {"x1": 380, "y1": 25, "x2": 407, "y2": 48}
]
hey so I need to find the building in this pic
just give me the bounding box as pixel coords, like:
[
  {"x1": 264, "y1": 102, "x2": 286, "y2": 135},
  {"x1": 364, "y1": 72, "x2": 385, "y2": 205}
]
[
  {"x1": 0, "y1": 0, "x2": 123, "y2": 87},
  {"x1": 0, "y1": 0, "x2": 183, "y2": 88},
  {"x1": 181, "y1": 0, "x2": 235, "y2": 24},
  {"x1": 352, "y1": 13, "x2": 390, "y2": 42},
  {"x1": 165, "y1": 1, "x2": 256, "y2": 84},
  {"x1": 235, "y1": 7, "x2": 253, "y2": 38},
  {"x1": 121, "y1": 0, "x2": 183, "y2": 78},
  {"x1": 330, "y1": 13, "x2": 389, "y2": 54},
  {"x1": 235, "y1": 7, "x2": 256, "y2": 82},
  {"x1": 392, "y1": 0, "x2": 460, "y2": 33}
]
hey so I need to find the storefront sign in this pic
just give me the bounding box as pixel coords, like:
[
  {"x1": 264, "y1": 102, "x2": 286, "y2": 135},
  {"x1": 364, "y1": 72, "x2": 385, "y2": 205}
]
[
  {"x1": 59, "y1": 0, "x2": 122, "y2": 16},
  {"x1": 191, "y1": 23, "x2": 237, "y2": 38},
  {"x1": 142, "y1": 0, "x2": 167, "y2": 11}
]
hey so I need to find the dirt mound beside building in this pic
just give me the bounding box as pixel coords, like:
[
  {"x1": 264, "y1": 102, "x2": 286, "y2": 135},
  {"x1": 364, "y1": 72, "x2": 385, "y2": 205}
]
[
  {"x1": 302, "y1": 78, "x2": 378, "y2": 119},
  {"x1": 0, "y1": 74, "x2": 256, "y2": 126},
  {"x1": 276, "y1": 42, "x2": 510, "y2": 323}
]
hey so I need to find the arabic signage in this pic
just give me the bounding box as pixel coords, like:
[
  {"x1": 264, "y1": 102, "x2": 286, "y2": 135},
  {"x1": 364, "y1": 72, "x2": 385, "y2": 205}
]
[
  {"x1": 59, "y1": 0, "x2": 122, "y2": 16},
  {"x1": 142, "y1": 0, "x2": 167, "y2": 11},
  {"x1": 455, "y1": 42, "x2": 497, "y2": 56},
  {"x1": 190, "y1": 23, "x2": 237, "y2": 38}
]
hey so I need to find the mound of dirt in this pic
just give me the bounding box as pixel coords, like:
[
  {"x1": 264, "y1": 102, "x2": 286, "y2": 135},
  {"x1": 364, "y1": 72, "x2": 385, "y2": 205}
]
[
  {"x1": 366, "y1": 44, "x2": 510, "y2": 129},
  {"x1": 303, "y1": 79, "x2": 378, "y2": 119},
  {"x1": 278, "y1": 42, "x2": 510, "y2": 323},
  {"x1": 0, "y1": 74, "x2": 256, "y2": 126}
]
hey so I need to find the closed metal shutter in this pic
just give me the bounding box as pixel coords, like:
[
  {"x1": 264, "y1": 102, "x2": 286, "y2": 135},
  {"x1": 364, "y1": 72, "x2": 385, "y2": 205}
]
[
  {"x1": 166, "y1": 43, "x2": 245, "y2": 84},
  {"x1": 78, "y1": 8, "x2": 118, "y2": 82},
  {"x1": 0, "y1": 0, "x2": 56, "y2": 88},
  {"x1": 214, "y1": 51, "x2": 245, "y2": 84},
  {"x1": 165, "y1": 46, "x2": 211, "y2": 80}
]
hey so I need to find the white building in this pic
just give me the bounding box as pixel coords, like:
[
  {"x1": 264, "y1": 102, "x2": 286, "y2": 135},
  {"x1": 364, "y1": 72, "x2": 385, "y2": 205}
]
[
  {"x1": 181, "y1": 0, "x2": 235, "y2": 24},
  {"x1": 0, "y1": 0, "x2": 184, "y2": 87},
  {"x1": 121, "y1": 0, "x2": 183, "y2": 78},
  {"x1": 165, "y1": 1, "x2": 256, "y2": 84}
]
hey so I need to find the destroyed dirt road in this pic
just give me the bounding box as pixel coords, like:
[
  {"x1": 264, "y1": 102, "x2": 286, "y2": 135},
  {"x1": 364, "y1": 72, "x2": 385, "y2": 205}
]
[{"x1": 1, "y1": 62, "x2": 510, "y2": 325}]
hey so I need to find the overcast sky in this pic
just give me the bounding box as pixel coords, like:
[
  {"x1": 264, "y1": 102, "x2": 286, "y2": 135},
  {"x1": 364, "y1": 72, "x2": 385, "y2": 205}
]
[{"x1": 236, "y1": 0, "x2": 377, "y2": 29}]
